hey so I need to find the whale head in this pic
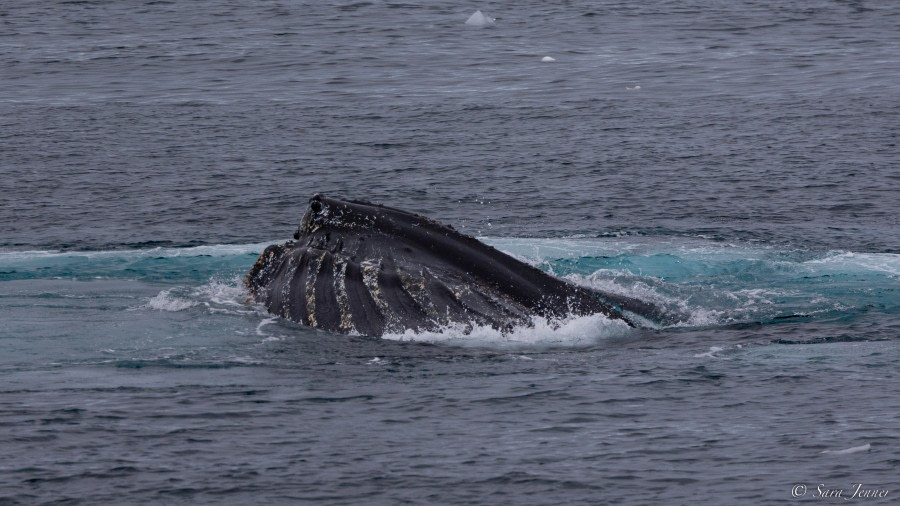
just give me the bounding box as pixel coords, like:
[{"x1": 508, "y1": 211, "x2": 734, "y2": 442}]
[{"x1": 246, "y1": 194, "x2": 637, "y2": 337}]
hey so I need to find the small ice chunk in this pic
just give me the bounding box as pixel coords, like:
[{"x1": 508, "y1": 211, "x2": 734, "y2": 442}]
[
  {"x1": 821, "y1": 443, "x2": 871, "y2": 455},
  {"x1": 541, "y1": 56, "x2": 556, "y2": 62},
  {"x1": 465, "y1": 10, "x2": 495, "y2": 27}
]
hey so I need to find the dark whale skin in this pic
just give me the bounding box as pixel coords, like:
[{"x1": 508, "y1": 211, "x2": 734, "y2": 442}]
[{"x1": 246, "y1": 194, "x2": 644, "y2": 337}]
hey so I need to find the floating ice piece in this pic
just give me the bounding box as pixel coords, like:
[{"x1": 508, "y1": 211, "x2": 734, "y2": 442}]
[
  {"x1": 541, "y1": 56, "x2": 556, "y2": 62},
  {"x1": 821, "y1": 443, "x2": 871, "y2": 455},
  {"x1": 465, "y1": 10, "x2": 495, "y2": 27}
]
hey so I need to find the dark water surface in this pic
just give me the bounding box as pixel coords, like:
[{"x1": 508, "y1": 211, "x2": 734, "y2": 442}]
[{"x1": 1, "y1": 1, "x2": 898, "y2": 504}]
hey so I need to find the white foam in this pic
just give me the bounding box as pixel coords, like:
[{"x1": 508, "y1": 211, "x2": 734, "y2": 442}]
[
  {"x1": 144, "y1": 277, "x2": 255, "y2": 315},
  {"x1": 465, "y1": 10, "x2": 495, "y2": 27},
  {"x1": 256, "y1": 317, "x2": 278, "y2": 336},
  {"x1": 382, "y1": 313, "x2": 631, "y2": 349},
  {"x1": 146, "y1": 289, "x2": 197, "y2": 312},
  {"x1": 565, "y1": 266, "x2": 854, "y2": 328},
  {"x1": 541, "y1": 56, "x2": 556, "y2": 62},
  {"x1": 821, "y1": 443, "x2": 871, "y2": 455},
  {"x1": 193, "y1": 277, "x2": 247, "y2": 306},
  {"x1": 806, "y1": 252, "x2": 900, "y2": 278},
  {"x1": 569, "y1": 271, "x2": 710, "y2": 325}
]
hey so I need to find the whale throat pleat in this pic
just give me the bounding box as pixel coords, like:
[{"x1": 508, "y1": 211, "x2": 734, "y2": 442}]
[
  {"x1": 304, "y1": 253, "x2": 321, "y2": 326},
  {"x1": 332, "y1": 258, "x2": 356, "y2": 334},
  {"x1": 286, "y1": 250, "x2": 311, "y2": 325},
  {"x1": 345, "y1": 259, "x2": 385, "y2": 336},
  {"x1": 377, "y1": 257, "x2": 431, "y2": 333},
  {"x1": 312, "y1": 251, "x2": 342, "y2": 332},
  {"x1": 265, "y1": 249, "x2": 308, "y2": 324},
  {"x1": 422, "y1": 270, "x2": 471, "y2": 324}
]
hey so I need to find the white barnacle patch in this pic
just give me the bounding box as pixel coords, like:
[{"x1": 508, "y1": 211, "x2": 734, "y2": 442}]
[
  {"x1": 251, "y1": 249, "x2": 275, "y2": 276},
  {"x1": 304, "y1": 254, "x2": 322, "y2": 327},
  {"x1": 451, "y1": 283, "x2": 468, "y2": 303},
  {"x1": 419, "y1": 268, "x2": 460, "y2": 305},
  {"x1": 281, "y1": 264, "x2": 295, "y2": 319},
  {"x1": 301, "y1": 207, "x2": 324, "y2": 234},
  {"x1": 277, "y1": 254, "x2": 299, "y2": 316},
  {"x1": 361, "y1": 259, "x2": 391, "y2": 323},
  {"x1": 398, "y1": 269, "x2": 431, "y2": 314},
  {"x1": 320, "y1": 207, "x2": 339, "y2": 229},
  {"x1": 333, "y1": 257, "x2": 356, "y2": 334}
]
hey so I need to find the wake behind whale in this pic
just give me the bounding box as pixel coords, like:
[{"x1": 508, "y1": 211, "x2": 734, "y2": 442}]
[{"x1": 246, "y1": 195, "x2": 668, "y2": 337}]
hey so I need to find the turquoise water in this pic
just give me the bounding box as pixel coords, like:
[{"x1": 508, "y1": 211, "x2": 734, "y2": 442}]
[{"x1": 3, "y1": 238, "x2": 896, "y2": 364}]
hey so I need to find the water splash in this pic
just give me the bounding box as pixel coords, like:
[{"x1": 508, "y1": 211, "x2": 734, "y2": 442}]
[
  {"x1": 146, "y1": 289, "x2": 197, "y2": 311},
  {"x1": 382, "y1": 313, "x2": 632, "y2": 349}
]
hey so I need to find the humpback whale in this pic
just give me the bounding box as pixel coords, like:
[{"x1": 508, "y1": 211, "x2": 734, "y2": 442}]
[{"x1": 246, "y1": 194, "x2": 661, "y2": 337}]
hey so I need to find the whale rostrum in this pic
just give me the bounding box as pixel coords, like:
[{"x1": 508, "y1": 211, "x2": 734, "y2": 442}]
[{"x1": 246, "y1": 194, "x2": 661, "y2": 337}]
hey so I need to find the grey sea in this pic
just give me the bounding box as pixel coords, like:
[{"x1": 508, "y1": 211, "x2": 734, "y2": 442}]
[{"x1": 1, "y1": 1, "x2": 898, "y2": 504}]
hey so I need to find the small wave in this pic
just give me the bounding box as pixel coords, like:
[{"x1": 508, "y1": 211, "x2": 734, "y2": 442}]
[
  {"x1": 256, "y1": 317, "x2": 278, "y2": 336},
  {"x1": 0, "y1": 243, "x2": 273, "y2": 282},
  {"x1": 382, "y1": 313, "x2": 632, "y2": 349},
  {"x1": 113, "y1": 357, "x2": 264, "y2": 369},
  {"x1": 821, "y1": 443, "x2": 871, "y2": 455},
  {"x1": 0, "y1": 242, "x2": 272, "y2": 261}
]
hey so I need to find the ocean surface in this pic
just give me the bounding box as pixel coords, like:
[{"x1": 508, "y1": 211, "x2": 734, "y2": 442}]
[{"x1": 1, "y1": 0, "x2": 898, "y2": 504}]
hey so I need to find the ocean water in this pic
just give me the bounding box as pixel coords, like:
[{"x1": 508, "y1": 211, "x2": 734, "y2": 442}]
[{"x1": 1, "y1": 1, "x2": 898, "y2": 504}]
